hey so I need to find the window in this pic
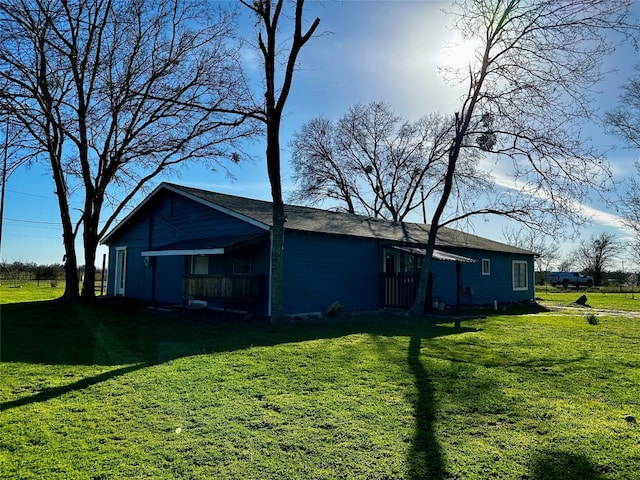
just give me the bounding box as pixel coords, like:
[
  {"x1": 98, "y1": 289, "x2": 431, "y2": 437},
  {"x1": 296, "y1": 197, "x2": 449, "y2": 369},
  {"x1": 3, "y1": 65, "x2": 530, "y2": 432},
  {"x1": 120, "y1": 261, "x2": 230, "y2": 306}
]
[
  {"x1": 482, "y1": 258, "x2": 491, "y2": 276},
  {"x1": 512, "y1": 260, "x2": 528, "y2": 291},
  {"x1": 233, "y1": 252, "x2": 251, "y2": 275},
  {"x1": 383, "y1": 249, "x2": 399, "y2": 274},
  {"x1": 190, "y1": 255, "x2": 209, "y2": 275}
]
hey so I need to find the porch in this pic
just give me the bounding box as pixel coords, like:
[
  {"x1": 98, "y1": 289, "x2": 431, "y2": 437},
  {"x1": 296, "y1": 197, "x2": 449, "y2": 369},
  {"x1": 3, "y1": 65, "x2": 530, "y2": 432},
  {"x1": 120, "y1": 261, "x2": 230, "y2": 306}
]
[
  {"x1": 381, "y1": 247, "x2": 478, "y2": 311},
  {"x1": 381, "y1": 272, "x2": 421, "y2": 309}
]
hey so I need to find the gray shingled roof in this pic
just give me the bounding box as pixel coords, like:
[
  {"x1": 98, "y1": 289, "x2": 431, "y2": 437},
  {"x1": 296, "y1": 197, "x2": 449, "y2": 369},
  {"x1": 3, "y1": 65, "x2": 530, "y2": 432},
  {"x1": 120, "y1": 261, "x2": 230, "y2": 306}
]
[{"x1": 165, "y1": 183, "x2": 534, "y2": 256}]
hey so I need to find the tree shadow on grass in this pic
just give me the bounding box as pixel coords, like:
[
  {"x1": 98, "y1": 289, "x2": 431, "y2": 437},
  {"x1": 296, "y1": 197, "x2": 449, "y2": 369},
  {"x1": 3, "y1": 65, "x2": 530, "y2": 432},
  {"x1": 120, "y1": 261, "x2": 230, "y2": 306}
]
[
  {"x1": 1, "y1": 363, "x2": 151, "y2": 410},
  {"x1": 529, "y1": 449, "x2": 606, "y2": 480},
  {"x1": 1, "y1": 299, "x2": 477, "y2": 416},
  {"x1": 406, "y1": 335, "x2": 445, "y2": 480}
]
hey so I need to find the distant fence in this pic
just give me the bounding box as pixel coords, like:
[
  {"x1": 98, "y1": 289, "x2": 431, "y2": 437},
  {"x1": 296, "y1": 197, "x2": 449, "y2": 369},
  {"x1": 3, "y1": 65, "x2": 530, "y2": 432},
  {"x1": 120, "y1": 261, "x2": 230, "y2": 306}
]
[{"x1": 0, "y1": 278, "x2": 108, "y2": 296}]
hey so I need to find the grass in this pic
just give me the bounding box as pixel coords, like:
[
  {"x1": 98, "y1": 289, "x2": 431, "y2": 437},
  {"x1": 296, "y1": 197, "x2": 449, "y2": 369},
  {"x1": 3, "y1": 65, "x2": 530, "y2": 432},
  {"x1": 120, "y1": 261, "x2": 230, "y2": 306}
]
[
  {"x1": 0, "y1": 280, "x2": 107, "y2": 304},
  {"x1": 536, "y1": 290, "x2": 639, "y2": 311},
  {"x1": 1, "y1": 294, "x2": 639, "y2": 479},
  {"x1": 0, "y1": 280, "x2": 66, "y2": 304}
]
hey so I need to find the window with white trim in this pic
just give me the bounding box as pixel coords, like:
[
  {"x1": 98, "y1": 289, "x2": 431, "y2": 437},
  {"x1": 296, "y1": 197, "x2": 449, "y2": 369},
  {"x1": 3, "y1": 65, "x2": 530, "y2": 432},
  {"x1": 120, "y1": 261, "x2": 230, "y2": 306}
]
[
  {"x1": 512, "y1": 260, "x2": 528, "y2": 291},
  {"x1": 481, "y1": 258, "x2": 491, "y2": 276}
]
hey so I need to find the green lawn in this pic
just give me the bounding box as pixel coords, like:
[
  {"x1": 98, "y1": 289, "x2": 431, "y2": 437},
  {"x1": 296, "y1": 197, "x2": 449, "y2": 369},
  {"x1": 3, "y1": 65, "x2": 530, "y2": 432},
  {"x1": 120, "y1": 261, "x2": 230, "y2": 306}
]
[
  {"x1": 536, "y1": 290, "x2": 639, "y2": 311},
  {"x1": 1, "y1": 296, "x2": 639, "y2": 479},
  {"x1": 0, "y1": 280, "x2": 66, "y2": 304}
]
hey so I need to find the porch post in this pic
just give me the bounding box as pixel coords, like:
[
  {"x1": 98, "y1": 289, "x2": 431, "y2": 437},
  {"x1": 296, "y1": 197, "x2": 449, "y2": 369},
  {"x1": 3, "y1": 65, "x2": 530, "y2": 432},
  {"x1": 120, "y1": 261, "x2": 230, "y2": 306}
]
[
  {"x1": 456, "y1": 261, "x2": 461, "y2": 314},
  {"x1": 151, "y1": 256, "x2": 157, "y2": 306},
  {"x1": 427, "y1": 272, "x2": 433, "y2": 311}
]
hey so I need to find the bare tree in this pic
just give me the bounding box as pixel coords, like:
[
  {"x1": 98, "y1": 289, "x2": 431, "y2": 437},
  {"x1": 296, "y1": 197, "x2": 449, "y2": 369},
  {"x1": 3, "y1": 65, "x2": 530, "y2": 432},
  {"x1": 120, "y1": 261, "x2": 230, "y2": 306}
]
[
  {"x1": 408, "y1": 0, "x2": 640, "y2": 314},
  {"x1": 502, "y1": 227, "x2": 560, "y2": 282},
  {"x1": 574, "y1": 232, "x2": 621, "y2": 286},
  {"x1": 240, "y1": 0, "x2": 320, "y2": 323},
  {"x1": 289, "y1": 102, "x2": 493, "y2": 222},
  {"x1": 557, "y1": 257, "x2": 576, "y2": 273},
  {"x1": 606, "y1": 70, "x2": 640, "y2": 264},
  {"x1": 0, "y1": 120, "x2": 29, "y2": 256},
  {"x1": 607, "y1": 66, "x2": 640, "y2": 150},
  {"x1": 0, "y1": 0, "x2": 254, "y2": 301},
  {"x1": 618, "y1": 162, "x2": 640, "y2": 265}
]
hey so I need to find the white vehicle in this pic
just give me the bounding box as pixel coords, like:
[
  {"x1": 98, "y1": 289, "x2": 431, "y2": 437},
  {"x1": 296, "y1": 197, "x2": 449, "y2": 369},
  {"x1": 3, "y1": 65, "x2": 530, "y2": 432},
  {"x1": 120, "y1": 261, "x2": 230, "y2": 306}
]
[{"x1": 548, "y1": 272, "x2": 594, "y2": 288}]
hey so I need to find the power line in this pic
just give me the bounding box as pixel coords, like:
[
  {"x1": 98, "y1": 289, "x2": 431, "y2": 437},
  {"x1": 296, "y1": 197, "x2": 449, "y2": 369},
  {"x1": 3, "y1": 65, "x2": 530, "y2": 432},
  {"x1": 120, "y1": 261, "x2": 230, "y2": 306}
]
[
  {"x1": 6, "y1": 189, "x2": 56, "y2": 200},
  {"x1": 4, "y1": 217, "x2": 60, "y2": 225},
  {"x1": 2, "y1": 232, "x2": 60, "y2": 239}
]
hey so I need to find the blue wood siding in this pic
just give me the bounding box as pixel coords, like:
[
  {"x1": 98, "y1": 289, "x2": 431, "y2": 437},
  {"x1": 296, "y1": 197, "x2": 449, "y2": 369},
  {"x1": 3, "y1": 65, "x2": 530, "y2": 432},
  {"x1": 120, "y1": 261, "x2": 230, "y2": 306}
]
[
  {"x1": 430, "y1": 250, "x2": 534, "y2": 306},
  {"x1": 282, "y1": 232, "x2": 381, "y2": 314},
  {"x1": 146, "y1": 193, "x2": 264, "y2": 246},
  {"x1": 106, "y1": 190, "x2": 266, "y2": 304},
  {"x1": 154, "y1": 256, "x2": 185, "y2": 304}
]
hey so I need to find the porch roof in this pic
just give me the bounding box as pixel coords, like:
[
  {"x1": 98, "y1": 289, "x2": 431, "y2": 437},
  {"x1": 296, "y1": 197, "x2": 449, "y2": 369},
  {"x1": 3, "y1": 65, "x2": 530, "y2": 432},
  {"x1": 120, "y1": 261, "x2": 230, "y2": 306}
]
[
  {"x1": 141, "y1": 233, "x2": 268, "y2": 257},
  {"x1": 390, "y1": 246, "x2": 477, "y2": 263}
]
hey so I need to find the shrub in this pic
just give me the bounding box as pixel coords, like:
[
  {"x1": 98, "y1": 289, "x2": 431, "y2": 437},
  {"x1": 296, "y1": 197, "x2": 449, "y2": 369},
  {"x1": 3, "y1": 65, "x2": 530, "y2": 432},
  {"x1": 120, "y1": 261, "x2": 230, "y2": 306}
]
[
  {"x1": 323, "y1": 300, "x2": 343, "y2": 317},
  {"x1": 585, "y1": 314, "x2": 599, "y2": 325}
]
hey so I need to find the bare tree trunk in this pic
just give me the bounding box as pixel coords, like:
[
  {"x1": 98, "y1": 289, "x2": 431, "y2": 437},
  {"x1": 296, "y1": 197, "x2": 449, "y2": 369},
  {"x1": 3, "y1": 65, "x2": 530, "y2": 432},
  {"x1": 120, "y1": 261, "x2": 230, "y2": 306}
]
[
  {"x1": 267, "y1": 118, "x2": 286, "y2": 322},
  {"x1": 410, "y1": 114, "x2": 470, "y2": 315},
  {"x1": 243, "y1": 0, "x2": 319, "y2": 323},
  {"x1": 62, "y1": 247, "x2": 80, "y2": 301},
  {"x1": 270, "y1": 201, "x2": 286, "y2": 321},
  {"x1": 80, "y1": 217, "x2": 99, "y2": 301},
  {"x1": 51, "y1": 136, "x2": 80, "y2": 301},
  {"x1": 57, "y1": 189, "x2": 80, "y2": 301}
]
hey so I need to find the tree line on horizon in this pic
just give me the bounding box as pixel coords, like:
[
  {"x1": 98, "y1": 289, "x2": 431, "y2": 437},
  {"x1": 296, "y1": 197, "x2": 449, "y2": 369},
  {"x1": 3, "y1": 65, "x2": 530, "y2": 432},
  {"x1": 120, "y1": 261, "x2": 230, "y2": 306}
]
[{"x1": 0, "y1": 261, "x2": 104, "y2": 281}]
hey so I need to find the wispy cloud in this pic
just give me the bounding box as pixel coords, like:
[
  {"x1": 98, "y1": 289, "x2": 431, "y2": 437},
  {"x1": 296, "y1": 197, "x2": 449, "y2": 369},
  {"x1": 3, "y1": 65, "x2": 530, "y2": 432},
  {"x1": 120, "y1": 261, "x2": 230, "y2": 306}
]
[{"x1": 480, "y1": 158, "x2": 630, "y2": 233}]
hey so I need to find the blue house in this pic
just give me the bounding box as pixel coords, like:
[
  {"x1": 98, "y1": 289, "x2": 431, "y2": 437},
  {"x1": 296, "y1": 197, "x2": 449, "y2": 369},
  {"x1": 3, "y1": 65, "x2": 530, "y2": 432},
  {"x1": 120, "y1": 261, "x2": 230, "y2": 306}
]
[{"x1": 101, "y1": 183, "x2": 536, "y2": 316}]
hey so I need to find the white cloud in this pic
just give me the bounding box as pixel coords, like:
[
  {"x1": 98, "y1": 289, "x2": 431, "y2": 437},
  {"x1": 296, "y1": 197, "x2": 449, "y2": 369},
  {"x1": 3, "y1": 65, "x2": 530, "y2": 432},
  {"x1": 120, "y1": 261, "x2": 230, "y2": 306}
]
[{"x1": 477, "y1": 155, "x2": 630, "y2": 233}]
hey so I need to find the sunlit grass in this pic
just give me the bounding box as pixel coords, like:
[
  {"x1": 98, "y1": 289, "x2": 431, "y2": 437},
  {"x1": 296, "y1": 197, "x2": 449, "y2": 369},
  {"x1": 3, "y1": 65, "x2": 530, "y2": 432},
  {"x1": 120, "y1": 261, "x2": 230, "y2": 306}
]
[
  {"x1": 536, "y1": 290, "x2": 639, "y2": 311},
  {"x1": 1, "y1": 300, "x2": 639, "y2": 479},
  {"x1": 0, "y1": 280, "x2": 65, "y2": 304},
  {"x1": 0, "y1": 280, "x2": 107, "y2": 304}
]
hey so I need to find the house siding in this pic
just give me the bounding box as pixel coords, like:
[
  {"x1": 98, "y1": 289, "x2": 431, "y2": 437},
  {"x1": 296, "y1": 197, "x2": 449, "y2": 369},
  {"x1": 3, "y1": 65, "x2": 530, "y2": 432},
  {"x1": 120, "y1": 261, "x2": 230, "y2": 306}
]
[
  {"x1": 429, "y1": 250, "x2": 534, "y2": 306},
  {"x1": 154, "y1": 256, "x2": 185, "y2": 304},
  {"x1": 106, "y1": 190, "x2": 267, "y2": 304},
  {"x1": 106, "y1": 218, "x2": 151, "y2": 298},
  {"x1": 283, "y1": 231, "x2": 382, "y2": 314}
]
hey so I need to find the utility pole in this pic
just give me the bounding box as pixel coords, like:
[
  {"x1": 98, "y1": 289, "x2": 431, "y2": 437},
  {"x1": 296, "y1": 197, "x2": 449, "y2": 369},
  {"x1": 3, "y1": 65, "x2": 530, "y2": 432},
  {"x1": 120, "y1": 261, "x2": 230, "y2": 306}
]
[
  {"x1": 420, "y1": 184, "x2": 426, "y2": 224},
  {"x1": 0, "y1": 120, "x2": 8, "y2": 256}
]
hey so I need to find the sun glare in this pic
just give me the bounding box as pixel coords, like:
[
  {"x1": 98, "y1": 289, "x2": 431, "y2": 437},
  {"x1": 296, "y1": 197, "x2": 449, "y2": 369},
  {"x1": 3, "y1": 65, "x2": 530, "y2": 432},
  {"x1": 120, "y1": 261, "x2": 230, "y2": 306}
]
[{"x1": 438, "y1": 34, "x2": 482, "y2": 71}]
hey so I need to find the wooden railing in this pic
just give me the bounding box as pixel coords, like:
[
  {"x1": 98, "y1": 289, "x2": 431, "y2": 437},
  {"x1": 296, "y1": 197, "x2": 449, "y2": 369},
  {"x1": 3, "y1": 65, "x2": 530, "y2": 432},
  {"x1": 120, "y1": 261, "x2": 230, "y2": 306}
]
[
  {"x1": 381, "y1": 272, "x2": 419, "y2": 308},
  {"x1": 182, "y1": 274, "x2": 265, "y2": 304}
]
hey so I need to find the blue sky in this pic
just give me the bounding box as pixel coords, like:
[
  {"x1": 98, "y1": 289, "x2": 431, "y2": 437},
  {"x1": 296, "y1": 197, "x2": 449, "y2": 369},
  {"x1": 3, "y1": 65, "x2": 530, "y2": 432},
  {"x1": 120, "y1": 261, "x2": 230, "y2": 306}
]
[{"x1": 1, "y1": 0, "x2": 638, "y2": 270}]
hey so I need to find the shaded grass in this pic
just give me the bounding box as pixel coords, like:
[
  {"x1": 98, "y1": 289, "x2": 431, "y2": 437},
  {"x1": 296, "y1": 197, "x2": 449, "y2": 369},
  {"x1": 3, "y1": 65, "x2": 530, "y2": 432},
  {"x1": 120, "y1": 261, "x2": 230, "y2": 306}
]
[{"x1": 1, "y1": 300, "x2": 639, "y2": 479}]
